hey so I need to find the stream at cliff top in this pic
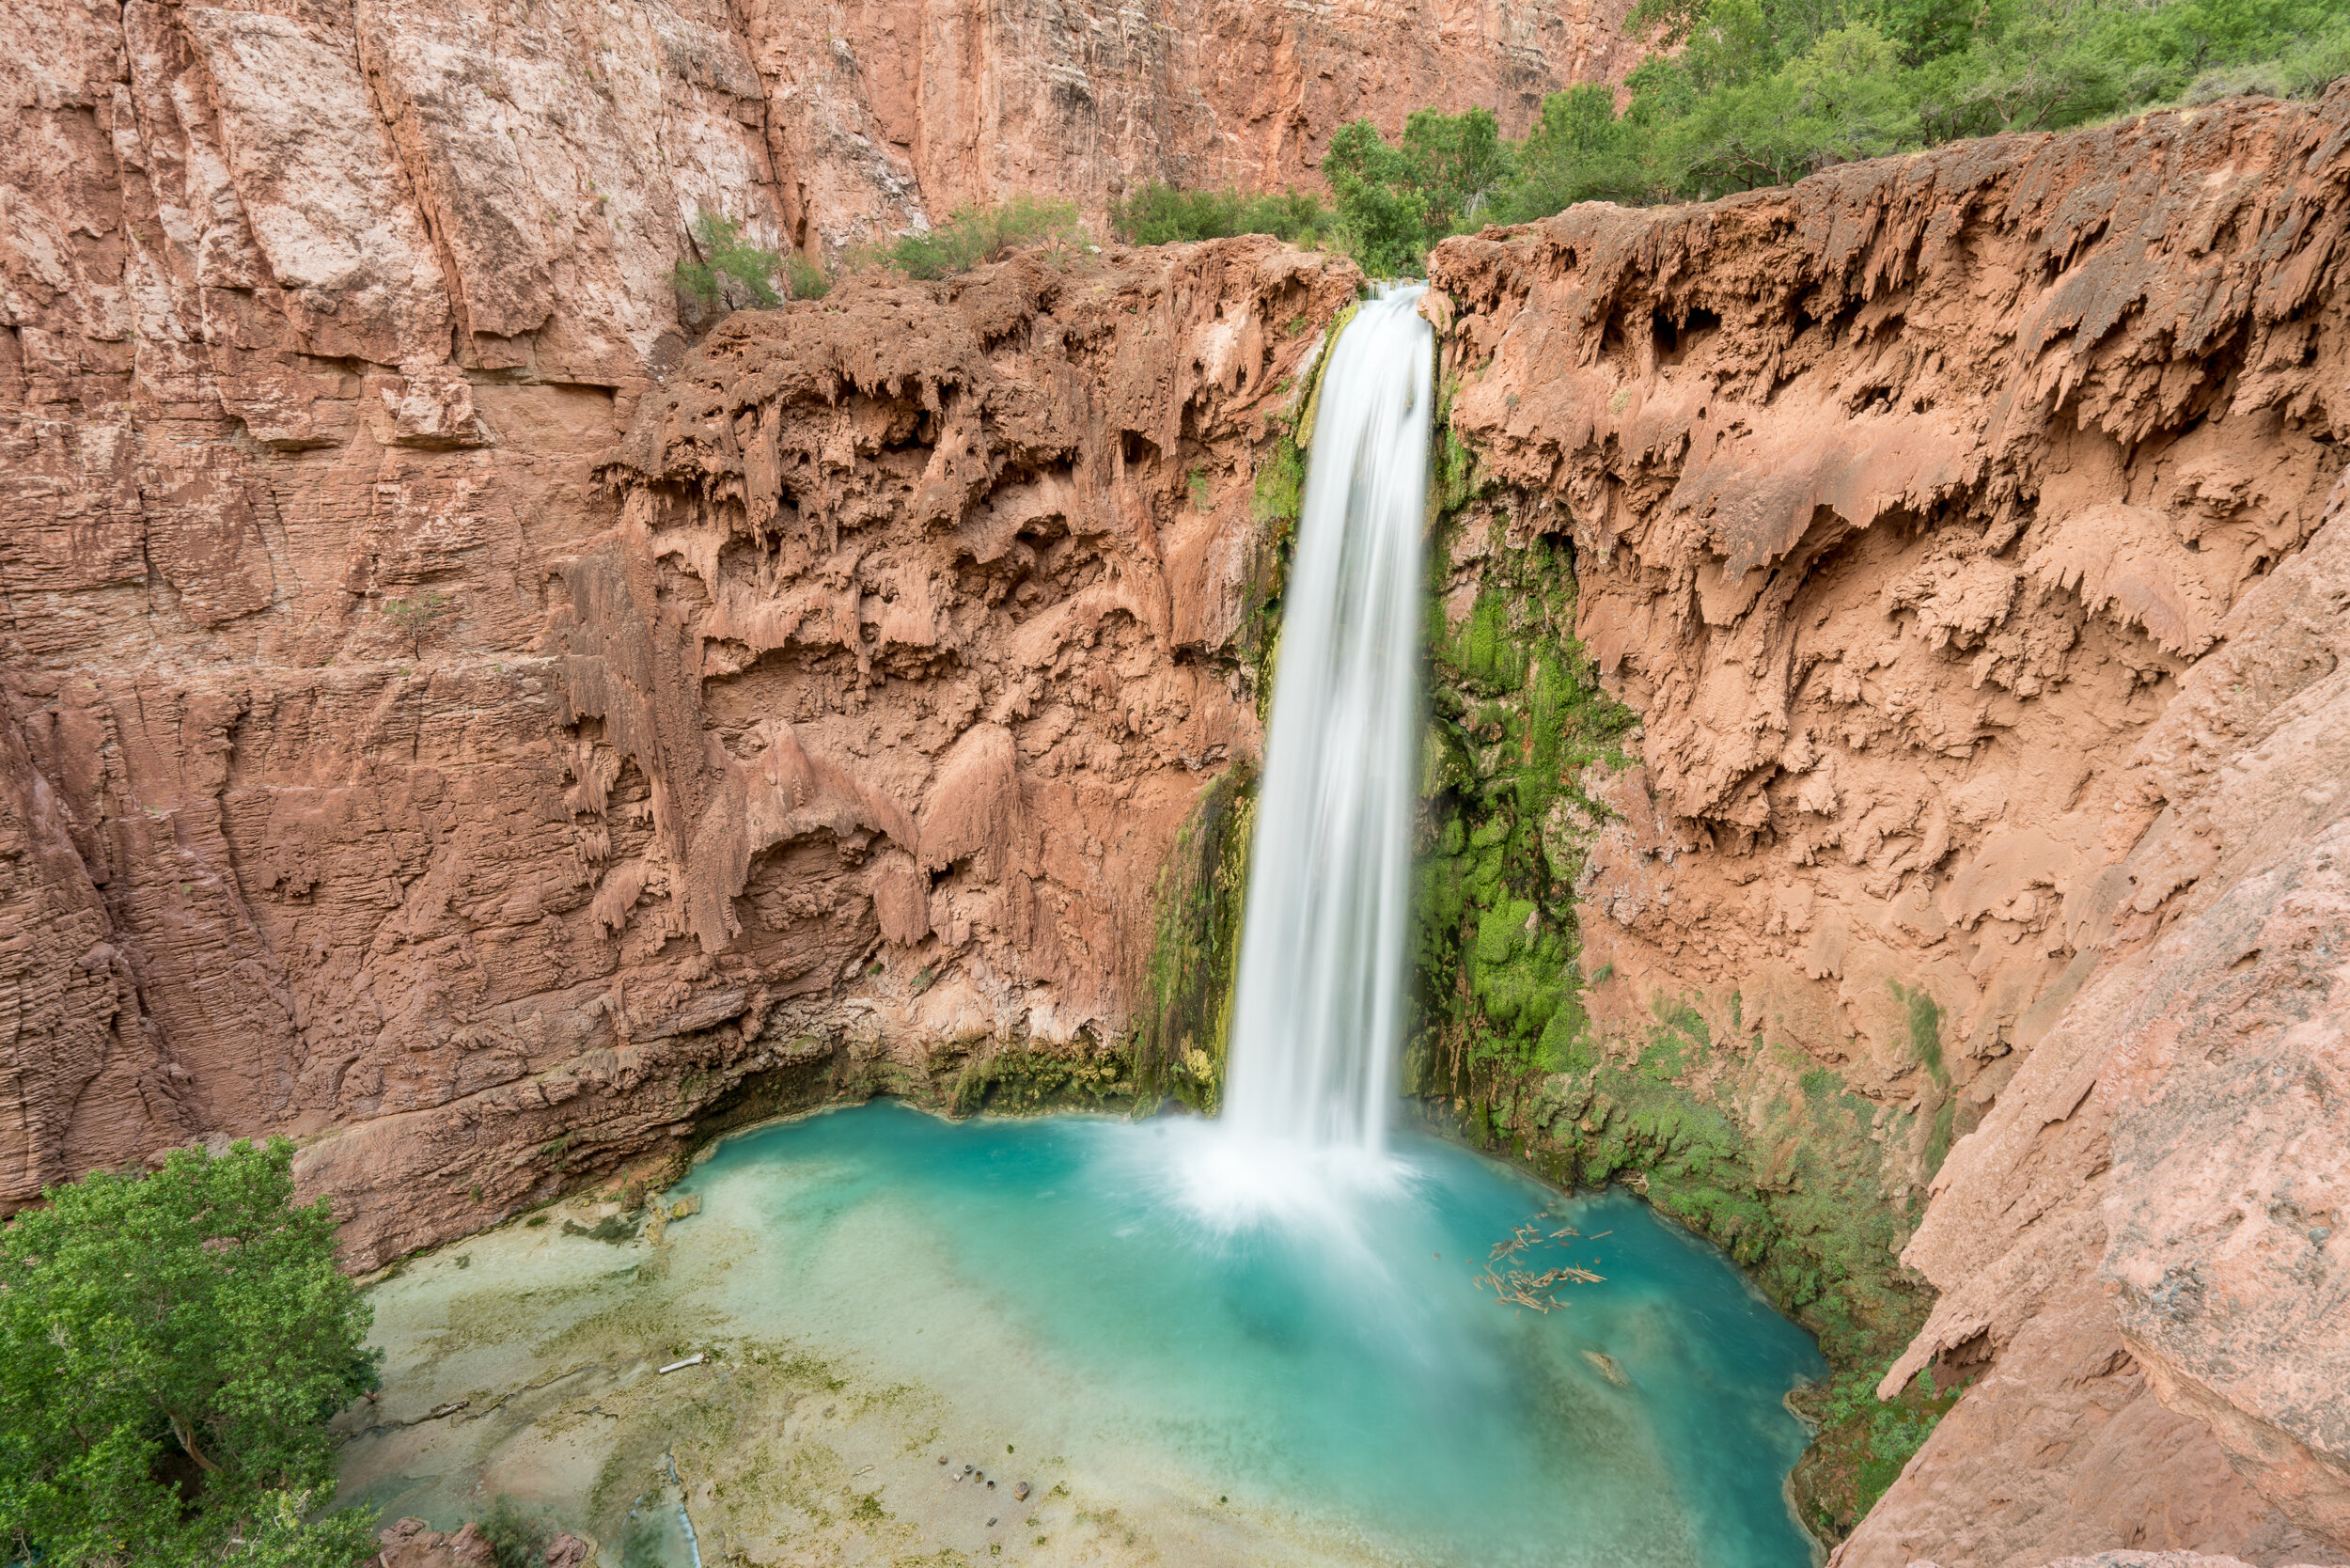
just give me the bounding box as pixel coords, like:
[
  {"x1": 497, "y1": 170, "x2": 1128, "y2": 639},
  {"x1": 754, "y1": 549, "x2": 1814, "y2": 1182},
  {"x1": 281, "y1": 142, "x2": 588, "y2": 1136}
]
[{"x1": 337, "y1": 1102, "x2": 1823, "y2": 1567}]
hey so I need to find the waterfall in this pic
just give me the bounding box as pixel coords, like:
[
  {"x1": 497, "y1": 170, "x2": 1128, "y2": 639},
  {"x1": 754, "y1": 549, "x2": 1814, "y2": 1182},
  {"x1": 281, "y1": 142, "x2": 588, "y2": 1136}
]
[{"x1": 1219, "y1": 285, "x2": 1434, "y2": 1156}]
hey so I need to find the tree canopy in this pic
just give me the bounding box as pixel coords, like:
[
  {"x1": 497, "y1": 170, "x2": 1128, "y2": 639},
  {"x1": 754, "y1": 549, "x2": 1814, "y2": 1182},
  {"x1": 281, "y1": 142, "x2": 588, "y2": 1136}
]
[
  {"x1": 1302, "y1": 0, "x2": 2350, "y2": 272},
  {"x1": 0, "y1": 1140, "x2": 380, "y2": 1567}
]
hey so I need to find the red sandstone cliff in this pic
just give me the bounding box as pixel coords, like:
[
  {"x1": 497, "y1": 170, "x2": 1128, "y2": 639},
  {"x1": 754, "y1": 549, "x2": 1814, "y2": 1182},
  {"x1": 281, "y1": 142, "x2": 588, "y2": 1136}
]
[
  {"x1": 0, "y1": 231, "x2": 1353, "y2": 1267},
  {"x1": 1431, "y1": 84, "x2": 2350, "y2": 1568},
  {"x1": 0, "y1": 0, "x2": 1388, "y2": 1264},
  {"x1": 749, "y1": 0, "x2": 1642, "y2": 247}
]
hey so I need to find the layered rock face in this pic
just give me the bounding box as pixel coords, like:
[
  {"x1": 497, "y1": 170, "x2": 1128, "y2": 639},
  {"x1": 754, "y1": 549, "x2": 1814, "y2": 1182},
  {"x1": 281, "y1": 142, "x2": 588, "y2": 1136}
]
[
  {"x1": 3, "y1": 0, "x2": 1375, "y2": 1273},
  {"x1": 754, "y1": 0, "x2": 1641, "y2": 247},
  {"x1": 1431, "y1": 87, "x2": 2350, "y2": 1568},
  {"x1": 8, "y1": 0, "x2": 2347, "y2": 1560}
]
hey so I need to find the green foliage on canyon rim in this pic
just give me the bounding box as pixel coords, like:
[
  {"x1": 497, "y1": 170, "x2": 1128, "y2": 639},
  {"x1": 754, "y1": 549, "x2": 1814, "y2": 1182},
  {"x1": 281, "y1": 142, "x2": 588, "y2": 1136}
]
[
  {"x1": 882, "y1": 194, "x2": 1091, "y2": 280},
  {"x1": 1292, "y1": 0, "x2": 2349, "y2": 270},
  {"x1": 0, "y1": 1139, "x2": 381, "y2": 1567},
  {"x1": 1110, "y1": 184, "x2": 1337, "y2": 249}
]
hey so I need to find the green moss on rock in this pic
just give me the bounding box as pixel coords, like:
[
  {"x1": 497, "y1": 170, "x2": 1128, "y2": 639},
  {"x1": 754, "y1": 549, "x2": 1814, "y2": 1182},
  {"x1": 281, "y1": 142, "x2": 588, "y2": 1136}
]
[{"x1": 1132, "y1": 763, "x2": 1257, "y2": 1112}]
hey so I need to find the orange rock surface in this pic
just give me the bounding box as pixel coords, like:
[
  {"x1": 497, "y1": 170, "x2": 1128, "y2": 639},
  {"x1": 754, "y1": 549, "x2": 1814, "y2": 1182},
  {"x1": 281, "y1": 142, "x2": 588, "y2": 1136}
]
[
  {"x1": 1431, "y1": 86, "x2": 2350, "y2": 1568},
  {"x1": 747, "y1": 0, "x2": 1641, "y2": 246}
]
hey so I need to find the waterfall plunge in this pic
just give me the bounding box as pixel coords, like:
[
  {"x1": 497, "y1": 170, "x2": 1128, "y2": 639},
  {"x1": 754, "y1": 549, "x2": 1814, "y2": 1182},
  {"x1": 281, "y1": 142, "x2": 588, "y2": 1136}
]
[{"x1": 1220, "y1": 285, "x2": 1433, "y2": 1161}]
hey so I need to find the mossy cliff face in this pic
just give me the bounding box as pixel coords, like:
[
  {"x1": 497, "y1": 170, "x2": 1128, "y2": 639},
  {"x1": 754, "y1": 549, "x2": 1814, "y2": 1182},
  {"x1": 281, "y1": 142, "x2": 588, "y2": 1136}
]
[
  {"x1": 1412, "y1": 413, "x2": 1931, "y2": 1369},
  {"x1": 1408, "y1": 433, "x2": 1939, "y2": 1553}
]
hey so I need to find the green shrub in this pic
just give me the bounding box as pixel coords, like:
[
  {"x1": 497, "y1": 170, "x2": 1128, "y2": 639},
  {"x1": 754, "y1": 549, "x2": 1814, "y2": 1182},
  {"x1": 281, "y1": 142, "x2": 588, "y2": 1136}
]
[
  {"x1": 0, "y1": 1139, "x2": 381, "y2": 1566},
  {"x1": 672, "y1": 212, "x2": 781, "y2": 308},
  {"x1": 1795, "y1": 1362, "x2": 1967, "y2": 1535},
  {"x1": 1110, "y1": 183, "x2": 1334, "y2": 246},
  {"x1": 783, "y1": 253, "x2": 829, "y2": 301},
  {"x1": 478, "y1": 1495, "x2": 551, "y2": 1568},
  {"x1": 883, "y1": 194, "x2": 1090, "y2": 280}
]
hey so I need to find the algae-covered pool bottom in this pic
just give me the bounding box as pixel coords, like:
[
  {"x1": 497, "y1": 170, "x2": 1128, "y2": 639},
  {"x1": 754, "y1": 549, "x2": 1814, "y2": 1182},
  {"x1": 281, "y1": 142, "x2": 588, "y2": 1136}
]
[{"x1": 337, "y1": 1104, "x2": 1825, "y2": 1567}]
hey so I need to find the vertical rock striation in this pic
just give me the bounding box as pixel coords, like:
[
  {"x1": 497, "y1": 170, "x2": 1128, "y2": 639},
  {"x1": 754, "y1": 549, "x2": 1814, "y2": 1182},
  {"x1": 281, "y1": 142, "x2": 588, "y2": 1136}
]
[
  {"x1": 1430, "y1": 86, "x2": 2350, "y2": 1568},
  {"x1": 743, "y1": 0, "x2": 1642, "y2": 249}
]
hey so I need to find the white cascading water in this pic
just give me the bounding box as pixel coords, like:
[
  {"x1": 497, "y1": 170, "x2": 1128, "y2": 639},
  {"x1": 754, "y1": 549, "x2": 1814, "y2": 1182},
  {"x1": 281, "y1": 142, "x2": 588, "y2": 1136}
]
[{"x1": 1219, "y1": 284, "x2": 1434, "y2": 1160}]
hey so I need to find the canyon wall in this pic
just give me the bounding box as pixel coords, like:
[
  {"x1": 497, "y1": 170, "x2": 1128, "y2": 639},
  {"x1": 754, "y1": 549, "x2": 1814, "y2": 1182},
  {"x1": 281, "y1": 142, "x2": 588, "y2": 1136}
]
[
  {"x1": 0, "y1": 0, "x2": 1359, "y2": 1264},
  {"x1": 1429, "y1": 85, "x2": 2350, "y2": 1568},
  {"x1": 751, "y1": 0, "x2": 1642, "y2": 248},
  {"x1": 7, "y1": 0, "x2": 2347, "y2": 1560}
]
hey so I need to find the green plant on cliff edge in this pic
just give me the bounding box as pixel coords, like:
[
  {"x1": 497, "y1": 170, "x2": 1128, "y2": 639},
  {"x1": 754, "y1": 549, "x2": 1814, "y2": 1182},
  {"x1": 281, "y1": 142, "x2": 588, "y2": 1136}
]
[
  {"x1": 672, "y1": 212, "x2": 805, "y2": 311},
  {"x1": 1110, "y1": 184, "x2": 1335, "y2": 248},
  {"x1": 881, "y1": 194, "x2": 1090, "y2": 280},
  {"x1": 379, "y1": 588, "x2": 458, "y2": 661},
  {"x1": 0, "y1": 1139, "x2": 381, "y2": 1567},
  {"x1": 1791, "y1": 1362, "x2": 1967, "y2": 1539}
]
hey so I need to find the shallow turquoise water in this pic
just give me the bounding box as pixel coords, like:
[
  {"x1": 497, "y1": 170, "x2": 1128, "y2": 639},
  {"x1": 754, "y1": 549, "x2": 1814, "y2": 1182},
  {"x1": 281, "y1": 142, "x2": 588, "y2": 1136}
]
[{"x1": 675, "y1": 1104, "x2": 1825, "y2": 1567}]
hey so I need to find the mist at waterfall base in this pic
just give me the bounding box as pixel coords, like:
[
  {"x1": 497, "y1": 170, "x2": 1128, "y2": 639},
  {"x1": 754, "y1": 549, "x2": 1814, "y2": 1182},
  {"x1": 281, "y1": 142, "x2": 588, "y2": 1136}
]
[{"x1": 684, "y1": 1104, "x2": 1825, "y2": 1566}]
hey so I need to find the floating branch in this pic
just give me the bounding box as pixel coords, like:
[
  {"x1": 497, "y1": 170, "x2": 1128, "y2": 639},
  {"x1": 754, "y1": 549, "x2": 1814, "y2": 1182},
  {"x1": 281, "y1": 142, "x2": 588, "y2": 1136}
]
[{"x1": 1476, "y1": 1213, "x2": 1607, "y2": 1312}]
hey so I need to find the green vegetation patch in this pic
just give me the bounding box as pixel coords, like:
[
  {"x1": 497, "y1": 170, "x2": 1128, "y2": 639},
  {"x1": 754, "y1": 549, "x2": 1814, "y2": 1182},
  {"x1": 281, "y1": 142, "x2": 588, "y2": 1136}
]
[
  {"x1": 1111, "y1": 184, "x2": 1336, "y2": 249},
  {"x1": 948, "y1": 1043, "x2": 1135, "y2": 1116},
  {"x1": 1407, "y1": 430, "x2": 1639, "y2": 1096},
  {"x1": 1790, "y1": 1363, "x2": 1966, "y2": 1542},
  {"x1": 0, "y1": 1138, "x2": 382, "y2": 1566},
  {"x1": 880, "y1": 194, "x2": 1089, "y2": 280},
  {"x1": 1133, "y1": 764, "x2": 1260, "y2": 1113},
  {"x1": 1199, "y1": 0, "x2": 2350, "y2": 274},
  {"x1": 1468, "y1": 1051, "x2": 1928, "y2": 1370}
]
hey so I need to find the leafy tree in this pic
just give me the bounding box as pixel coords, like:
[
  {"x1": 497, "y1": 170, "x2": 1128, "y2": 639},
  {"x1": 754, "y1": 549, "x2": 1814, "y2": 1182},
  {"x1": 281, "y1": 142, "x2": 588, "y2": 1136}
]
[
  {"x1": 1499, "y1": 84, "x2": 1659, "y2": 215},
  {"x1": 0, "y1": 1140, "x2": 380, "y2": 1567},
  {"x1": 1323, "y1": 108, "x2": 1514, "y2": 274},
  {"x1": 1484, "y1": 0, "x2": 2350, "y2": 218}
]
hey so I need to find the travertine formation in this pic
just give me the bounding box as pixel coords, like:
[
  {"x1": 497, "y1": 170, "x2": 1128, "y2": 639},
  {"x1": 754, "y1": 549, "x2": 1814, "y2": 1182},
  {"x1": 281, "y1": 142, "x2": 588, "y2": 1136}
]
[
  {"x1": 1431, "y1": 86, "x2": 2350, "y2": 1568},
  {"x1": 0, "y1": 0, "x2": 1377, "y2": 1266},
  {"x1": 0, "y1": 211, "x2": 1349, "y2": 1272}
]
